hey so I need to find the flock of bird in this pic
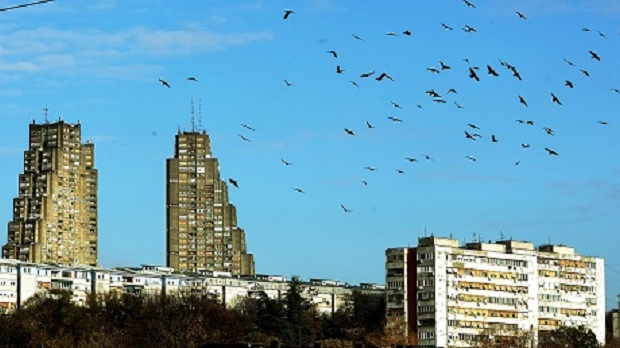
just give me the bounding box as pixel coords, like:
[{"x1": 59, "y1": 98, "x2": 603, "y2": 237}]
[{"x1": 155, "y1": 1, "x2": 616, "y2": 213}]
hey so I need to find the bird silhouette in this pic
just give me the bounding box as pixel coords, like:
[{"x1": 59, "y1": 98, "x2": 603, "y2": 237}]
[
  {"x1": 281, "y1": 159, "x2": 293, "y2": 166},
  {"x1": 352, "y1": 34, "x2": 364, "y2": 41},
  {"x1": 545, "y1": 147, "x2": 559, "y2": 156},
  {"x1": 454, "y1": 102, "x2": 465, "y2": 109},
  {"x1": 386, "y1": 32, "x2": 398, "y2": 37},
  {"x1": 237, "y1": 134, "x2": 251, "y2": 142},
  {"x1": 427, "y1": 67, "x2": 440, "y2": 74},
  {"x1": 366, "y1": 121, "x2": 375, "y2": 129},
  {"x1": 350, "y1": 81, "x2": 360, "y2": 88},
  {"x1": 464, "y1": 131, "x2": 477, "y2": 141},
  {"x1": 515, "y1": 11, "x2": 527, "y2": 19},
  {"x1": 589, "y1": 50, "x2": 601, "y2": 61},
  {"x1": 426, "y1": 89, "x2": 441, "y2": 98},
  {"x1": 491, "y1": 135, "x2": 498, "y2": 143},
  {"x1": 387, "y1": 116, "x2": 402, "y2": 122},
  {"x1": 283, "y1": 79, "x2": 294, "y2": 87},
  {"x1": 405, "y1": 157, "x2": 418, "y2": 162},
  {"x1": 543, "y1": 127, "x2": 555, "y2": 136},
  {"x1": 447, "y1": 88, "x2": 457, "y2": 94},
  {"x1": 611, "y1": 89, "x2": 620, "y2": 94},
  {"x1": 241, "y1": 124, "x2": 256, "y2": 131},
  {"x1": 580, "y1": 69, "x2": 590, "y2": 77},
  {"x1": 441, "y1": 23, "x2": 453, "y2": 30},
  {"x1": 158, "y1": 78, "x2": 171, "y2": 88},
  {"x1": 376, "y1": 72, "x2": 394, "y2": 81},
  {"x1": 283, "y1": 10, "x2": 294, "y2": 19},
  {"x1": 564, "y1": 58, "x2": 576, "y2": 67},
  {"x1": 598, "y1": 120, "x2": 609, "y2": 125},
  {"x1": 361, "y1": 180, "x2": 368, "y2": 186},
  {"x1": 293, "y1": 188, "x2": 305, "y2": 194},
  {"x1": 469, "y1": 67, "x2": 480, "y2": 81},
  {"x1": 462, "y1": 25, "x2": 476, "y2": 33},
  {"x1": 364, "y1": 166, "x2": 377, "y2": 171},
  {"x1": 228, "y1": 178, "x2": 239, "y2": 188},
  {"x1": 463, "y1": 0, "x2": 476, "y2": 8},
  {"x1": 521, "y1": 143, "x2": 531, "y2": 148},
  {"x1": 344, "y1": 128, "x2": 355, "y2": 136},
  {"x1": 187, "y1": 77, "x2": 198, "y2": 82},
  {"x1": 327, "y1": 50, "x2": 338, "y2": 58},
  {"x1": 551, "y1": 93, "x2": 562, "y2": 105},
  {"x1": 465, "y1": 156, "x2": 477, "y2": 162},
  {"x1": 487, "y1": 65, "x2": 499, "y2": 77},
  {"x1": 440, "y1": 61, "x2": 451, "y2": 70},
  {"x1": 340, "y1": 204, "x2": 352, "y2": 213},
  {"x1": 423, "y1": 155, "x2": 434, "y2": 161},
  {"x1": 391, "y1": 101, "x2": 402, "y2": 109},
  {"x1": 433, "y1": 99, "x2": 446, "y2": 104},
  {"x1": 518, "y1": 95, "x2": 528, "y2": 107},
  {"x1": 597, "y1": 30, "x2": 607, "y2": 39},
  {"x1": 396, "y1": 169, "x2": 405, "y2": 174},
  {"x1": 467, "y1": 123, "x2": 480, "y2": 130},
  {"x1": 336, "y1": 65, "x2": 345, "y2": 74},
  {"x1": 360, "y1": 71, "x2": 375, "y2": 78},
  {"x1": 403, "y1": 30, "x2": 412, "y2": 36},
  {"x1": 565, "y1": 80, "x2": 574, "y2": 88}
]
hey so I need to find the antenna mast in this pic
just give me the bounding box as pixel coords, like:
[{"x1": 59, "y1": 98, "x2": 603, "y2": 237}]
[
  {"x1": 190, "y1": 98, "x2": 195, "y2": 132},
  {"x1": 198, "y1": 98, "x2": 203, "y2": 132},
  {"x1": 43, "y1": 106, "x2": 49, "y2": 123}
]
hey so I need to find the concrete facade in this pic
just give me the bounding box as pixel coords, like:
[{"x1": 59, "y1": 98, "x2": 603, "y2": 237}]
[
  {"x1": 2, "y1": 120, "x2": 98, "y2": 266},
  {"x1": 166, "y1": 130, "x2": 254, "y2": 276},
  {"x1": 386, "y1": 236, "x2": 605, "y2": 348}
]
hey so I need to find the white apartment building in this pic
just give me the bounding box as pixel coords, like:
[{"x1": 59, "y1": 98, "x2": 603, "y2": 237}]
[
  {"x1": 386, "y1": 236, "x2": 605, "y2": 348},
  {"x1": 0, "y1": 259, "x2": 384, "y2": 317}
]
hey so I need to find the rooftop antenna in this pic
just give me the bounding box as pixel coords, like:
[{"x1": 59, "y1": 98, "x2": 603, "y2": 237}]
[
  {"x1": 473, "y1": 232, "x2": 476, "y2": 243},
  {"x1": 198, "y1": 98, "x2": 203, "y2": 132},
  {"x1": 548, "y1": 236, "x2": 552, "y2": 245},
  {"x1": 424, "y1": 227, "x2": 427, "y2": 237},
  {"x1": 500, "y1": 231, "x2": 505, "y2": 241},
  {"x1": 43, "y1": 106, "x2": 49, "y2": 123},
  {"x1": 190, "y1": 97, "x2": 195, "y2": 132},
  {"x1": 449, "y1": 232, "x2": 453, "y2": 239}
]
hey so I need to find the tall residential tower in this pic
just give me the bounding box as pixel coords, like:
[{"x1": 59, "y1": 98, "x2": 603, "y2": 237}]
[
  {"x1": 166, "y1": 129, "x2": 254, "y2": 275},
  {"x1": 2, "y1": 120, "x2": 98, "y2": 266}
]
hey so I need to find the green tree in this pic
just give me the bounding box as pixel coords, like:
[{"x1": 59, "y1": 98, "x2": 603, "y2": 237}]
[
  {"x1": 539, "y1": 326, "x2": 601, "y2": 348},
  {"x1": 282, "y1": 276, "x2": 320, "y2": 347}
]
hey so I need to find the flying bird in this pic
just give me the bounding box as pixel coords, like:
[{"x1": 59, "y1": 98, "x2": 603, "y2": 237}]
[
  {"x1": 580, "y1": 69, "x2": 590, "y2": 77},
  {"x1": 441, "y1": 23, "x2": 453, "y2": 30},
  {"x1": 544, "y1": 147, "x2": 559, "y2": 156},
  {"x1": 340, "y1": 204, "x2": 352, "y2": 213},
  {"x1": 396, "y1": 169, "x2": 405, "y2": 174},
  {"x1": 491, "y1": 135, "x2": 498, "y2": 143},
  {"x1": 589, "y1": 50, "x2": 601, "y2": 61},
  {"x1": 440, "y1": 61, "x2": 451, "y2": 70},
  {"x1": 391, "y1": 101, "x2": 403, "y2": 109},
  {"x1": 467, "y1": 123, "x2": 480, "y2": 130},
  {"x1": 427, "y1": 67, "x2": 441, "y2": 74},
  {"x1": 518, "y1": 95, "x2": 528, "y2": 107},
  {"x1": 360, "y1": 71, "x2": 375, "y2": 78},
  {"x1": 327, "y1": 50, "x2": 338, "y2": 58},
  {"x1": 543, "y1": 127, "x2": 555, "y2": 136},
  {"x1": 423, "y1": 155, "x2": 434, "y2": 161},
  {"x1": 187, "y1": 77, "x2": 198, "y2": 82},
  {"x1": 241, "y1": 124, "x2": 256, "y2": 131},
  {"x1": 237, "y1": 134, "x2": 251, "y2": 142},
  {"x1": 376, "y1": 72, "x2": 394, "y2": 81},
  {"x1": 283, "y1": 9, "x2": 294, "y2": 19},
  {"x1": 405, "y1": 157, "x2": 418, "y2": 162},
  {"x1": 403, "y1": 30, "x2": 412, "y2": 36},
  {"x1": 468, "y1": 67, "x2": 480, "y2": 81},
  {"x1": 364, "y1": 166, "x2": 377, "y2": 171},
  {"x1": 350, "y1": 81, "x2": 360, "y2": 88},
  {"x1": 336, "y1": 65, "x2": 345, "y2": 74},
  {"x1": 463, "y1": 0, "x2": 476, "y2": 8},
  {"x1": 387, "y1": 116, "x2": 402, "y2": 122},
  {"x1": 447, "y1": 88, "x2": 457, "y2": 94},
  {"x1": 464, "y1": 131, "x2": 477, "y2": 140},
  {"x1": 564, "y1": 58, "x2": 576, "y2": 67},
  {"x1": 386, "y1": 32, "x2": 398, "y2": 36},
  {"x1": 487, "y1": 65, "x2": 499, "y2": 76},
  {"x1": 366, "y1": 121, "x2": 375, "y2": 129},
  {"x1": 515, "y1": 11, "x2": 527, "y2": 19},
  {"x1": 551, "y1": 93, "x2": 562, "y2": 105},
  {"x1": 426, "y1": 89, "x2": 441, "y2": 98},
  {"x1": 283, "y1": 79, "x2": 294, "y2": 87},
  {"x1": 462, "y1": 25, "x2": 477, "y2": 33},
  {"x1": 228, "y1": 178, "x2": 239, "y2": 188},
  {"x1": 521, "y1": 143, "x2": 531, "y2": 148},
  {"x1": 158, "y1": 78, "x2": 171, "y2": 88},
  {"x1": 611, "y1": 88, "x2": 620, "y2": 94},
  {"x1": 565, "y1": 80, "x2": 574, "y2": 88},
  {"x1": 361, "y1": 180, "x2": 368, "y2": 186},
  {"x1": 465, "y1": 156, "x2": 477, "y2": 162},
  {"x1": 352, "y1": 34, "x2": 364, "y2": 41},
  {"x1": 293, "y1": 188, "x2": 305, "y2": 194},
  {"x1": 281, "y1": 159, "x2": 293, "y2": 166},
  {"x1": 598, "y1": 120, "x2": 608, "y2": 125},
  {"x1": 344, "y1": 128, "x2": 355, "y2": 136},
  {"x1": 454, "y1": 102, "x2": 465, "y2": 109}
]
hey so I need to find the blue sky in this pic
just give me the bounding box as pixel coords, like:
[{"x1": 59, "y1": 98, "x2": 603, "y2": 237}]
[{"x1": 0, "y1": 0, "x2": 620, "y2": 308}]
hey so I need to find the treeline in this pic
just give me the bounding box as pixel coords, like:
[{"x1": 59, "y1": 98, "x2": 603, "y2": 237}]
[{"x1": 0, "y1": 277, "x2": 387, "y2": 348}]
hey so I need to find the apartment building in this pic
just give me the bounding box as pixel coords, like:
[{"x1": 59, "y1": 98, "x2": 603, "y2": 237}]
[
  {"x1": 2, "y1": 120, "x2": 98, "y2": 266},
  {"x1": 0, "y1": 259, "x2": 384, "y2": 316},
  {"x1": 166, "y1": 129, "x2": 254, "y2": 275},
  {"x1": 385, "y1": 236, "x2": 605, "y2": 348}
]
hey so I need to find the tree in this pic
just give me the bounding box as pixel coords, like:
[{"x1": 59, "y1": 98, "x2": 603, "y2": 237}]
[
  {"x1": 364, "y1": 315, "x2": 417, "y2": 347},
  {"x1": 539, "y1": 326, "x2": 601, "y2": 348},
  {"x1": 282, "y1": 276, "x2": 320, "y2": 347}
]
